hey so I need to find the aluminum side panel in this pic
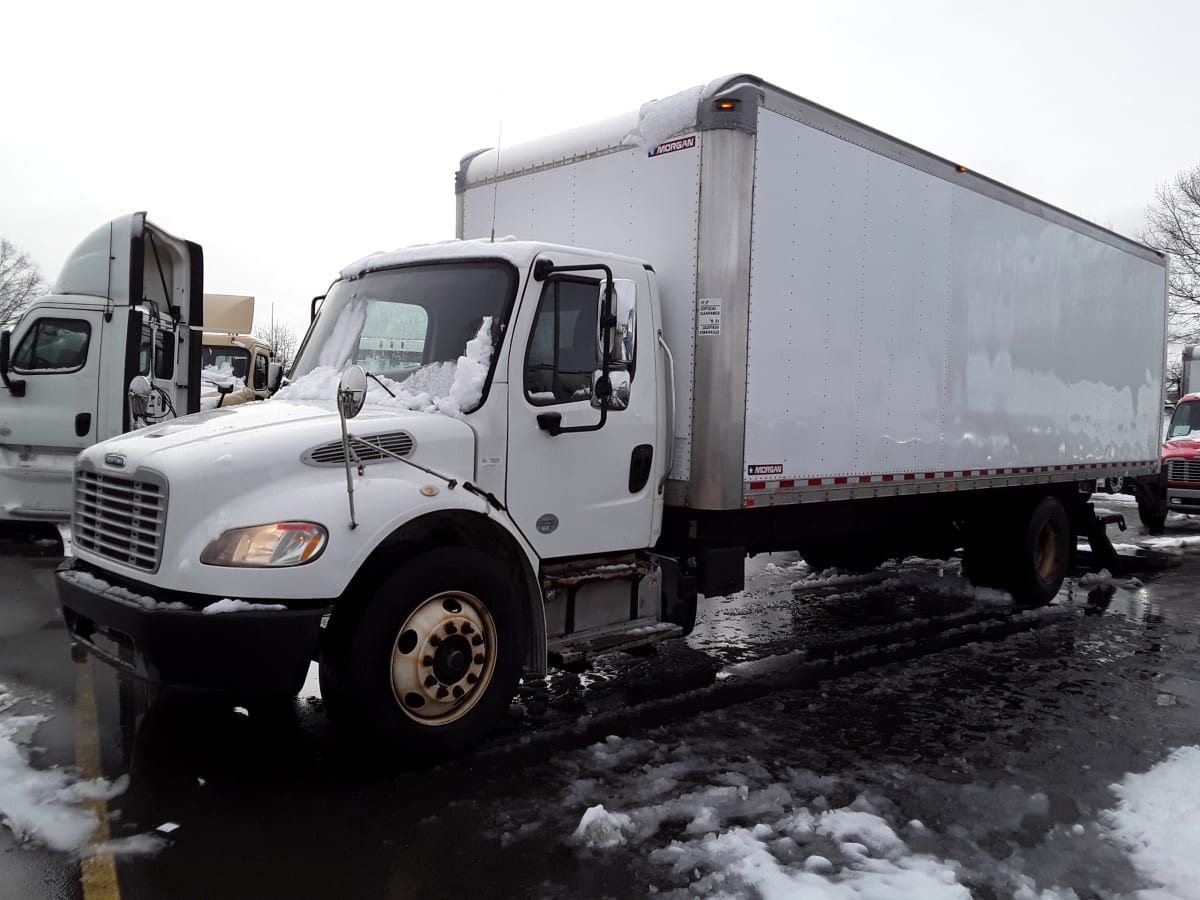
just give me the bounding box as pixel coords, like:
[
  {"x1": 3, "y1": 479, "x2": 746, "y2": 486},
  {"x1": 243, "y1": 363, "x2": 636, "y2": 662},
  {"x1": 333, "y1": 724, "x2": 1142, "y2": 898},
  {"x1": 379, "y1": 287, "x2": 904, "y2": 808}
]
[
  {"x1": 461, "y1": 143, "x2": 701, "y2": 478},
  {"x1": 945, "y1": 190, "x2": 1165, "y2": 470},
  {"x1": 690, "y1": 129, "x2": 756, "y2": 509},
  {"x1": 746, "y1": 108, "x2": 1166, "y2": 482}
]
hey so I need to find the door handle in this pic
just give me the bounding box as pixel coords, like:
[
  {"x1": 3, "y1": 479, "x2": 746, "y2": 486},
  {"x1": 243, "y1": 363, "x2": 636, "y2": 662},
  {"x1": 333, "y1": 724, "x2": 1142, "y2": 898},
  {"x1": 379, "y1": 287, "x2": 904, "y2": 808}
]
[
  {"x1": 629, "y1": 444, "x2": 653, "y2": 492},
  {"x1": 75, "y1": 413, "x2": 91, "y2": 437}
]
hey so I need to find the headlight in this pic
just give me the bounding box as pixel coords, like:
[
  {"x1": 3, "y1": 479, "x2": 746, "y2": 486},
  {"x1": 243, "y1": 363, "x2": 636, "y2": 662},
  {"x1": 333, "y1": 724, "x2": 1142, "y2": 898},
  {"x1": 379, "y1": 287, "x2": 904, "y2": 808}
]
[{"x1": 201, "y1": 522, "x2": 328, "y2": 567}]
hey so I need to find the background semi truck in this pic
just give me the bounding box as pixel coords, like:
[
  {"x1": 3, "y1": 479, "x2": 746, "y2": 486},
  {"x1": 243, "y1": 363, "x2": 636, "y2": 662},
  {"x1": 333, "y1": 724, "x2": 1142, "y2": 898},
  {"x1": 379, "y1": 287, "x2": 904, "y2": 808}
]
[
  {"x1": 0, "y1": 212, "x2": 202, "y2": 523},
  {"x1": 58, "y1": 75, "x2": 1168, "y2": 758},
  {"x1": 198, "y1": 293, "x2": 278, "y2": 409}
]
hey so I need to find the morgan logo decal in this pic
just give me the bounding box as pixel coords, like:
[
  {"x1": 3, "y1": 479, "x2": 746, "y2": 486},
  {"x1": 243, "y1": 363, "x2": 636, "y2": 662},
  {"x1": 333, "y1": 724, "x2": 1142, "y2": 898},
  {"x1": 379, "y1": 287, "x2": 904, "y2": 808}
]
[
  {"x1": 747, "y1": 464, "x2": 783, "y2": 477},
  {"x1": 649, "y1": 135, "x2": 696, "y2": 157},
  {"x1": 105, "y1": 454, "x2": 126, "y2": 468}
]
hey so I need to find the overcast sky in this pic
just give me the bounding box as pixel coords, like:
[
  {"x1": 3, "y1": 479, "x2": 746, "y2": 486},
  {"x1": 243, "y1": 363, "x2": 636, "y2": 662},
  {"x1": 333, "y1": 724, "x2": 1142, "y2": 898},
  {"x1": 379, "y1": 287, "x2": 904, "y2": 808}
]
[{"x1": 2, "y1": 0, "x2": 1197, "y2": 334}]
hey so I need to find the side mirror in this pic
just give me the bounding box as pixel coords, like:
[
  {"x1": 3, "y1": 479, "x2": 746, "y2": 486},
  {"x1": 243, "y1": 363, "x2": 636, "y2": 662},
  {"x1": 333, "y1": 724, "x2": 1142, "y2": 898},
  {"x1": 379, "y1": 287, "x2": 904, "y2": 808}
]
[
  {"x1": 596, "y1": 279, "x2": 637, "y2": 369},
  {"x1": 337, "y1": 365, "x2": 367, "y2": 420},
  {"x1": 591, "y1": 369, "x2": 630, "y2": 411},
  {"x1": 128, "y1": 375, "x2": 151, "y2": 420},
  {"x1": 0, "y1": 331, "x2": 26, "y2": 397},
  {"x1": 267, "y1": 362, "x2": 283, "y2": 394}
]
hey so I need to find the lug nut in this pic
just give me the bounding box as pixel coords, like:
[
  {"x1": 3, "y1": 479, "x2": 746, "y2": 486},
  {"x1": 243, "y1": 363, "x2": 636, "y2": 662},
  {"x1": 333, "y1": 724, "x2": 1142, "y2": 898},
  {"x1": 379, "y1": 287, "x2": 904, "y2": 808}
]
[
  {"x1": 445, "y1": 623, "x2": 458, "y2": 635},
  {"x1": 436, "y1": 686, "x2": 449, "y2": 699},
  {"x1": 471, "y1": 636, "x2": 484, "y2": 647},
  {"x1": 461, "y1": 623, "x2": 475, "y2": 635},
  {"x1": 473, "y1": 654, "x2": 485, "y2": 665},
  {"x1": 452, "y1": 686, "x2": 464, "y2": 698},
  {"x1": 422, "y1": 656, "x2": 434, "y2": 667},
  {"x1": 424, "y1": 675, "x2": 437, "y2": 688},
  {"x1": 466, "y1": 673, "x2": 479, "y2": 684},
  {"x1": 430, "y1": 636, "x2": 442, "y2": 647}
]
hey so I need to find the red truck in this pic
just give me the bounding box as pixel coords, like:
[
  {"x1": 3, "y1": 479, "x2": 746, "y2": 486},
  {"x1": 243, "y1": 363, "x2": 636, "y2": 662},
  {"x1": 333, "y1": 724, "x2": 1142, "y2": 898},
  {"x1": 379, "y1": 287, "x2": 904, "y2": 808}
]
[{"x1": 1154, "y1": 393, "x2": 1200, "y2": 529}]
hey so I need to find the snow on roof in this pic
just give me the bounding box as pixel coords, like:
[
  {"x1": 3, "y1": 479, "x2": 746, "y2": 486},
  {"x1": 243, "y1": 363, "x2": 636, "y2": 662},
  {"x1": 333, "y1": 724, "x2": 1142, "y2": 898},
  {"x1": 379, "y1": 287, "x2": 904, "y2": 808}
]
[
  {"x1": 461, "y1": 74, "x2": 750, "y2": 188},
  {"x1": 338, "y1": 238, "x2": 649, "y2": 282}
]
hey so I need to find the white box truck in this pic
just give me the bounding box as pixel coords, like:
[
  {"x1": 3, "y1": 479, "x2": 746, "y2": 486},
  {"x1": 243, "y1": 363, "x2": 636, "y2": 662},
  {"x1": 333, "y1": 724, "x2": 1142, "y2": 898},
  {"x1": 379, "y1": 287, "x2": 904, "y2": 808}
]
[
  {"x1": 0, "y1": 212, "x2": 203, "y2": 523},
  {"x1": 57, "y1": 75, "x2": 1168, "y2": 758}
]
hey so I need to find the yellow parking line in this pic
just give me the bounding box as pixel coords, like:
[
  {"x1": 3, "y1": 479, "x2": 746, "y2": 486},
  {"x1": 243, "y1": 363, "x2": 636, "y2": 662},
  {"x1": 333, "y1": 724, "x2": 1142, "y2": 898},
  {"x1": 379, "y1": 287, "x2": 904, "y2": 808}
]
[{"x1": 75, "y1": 652, "x2": 121, "y2": 900}]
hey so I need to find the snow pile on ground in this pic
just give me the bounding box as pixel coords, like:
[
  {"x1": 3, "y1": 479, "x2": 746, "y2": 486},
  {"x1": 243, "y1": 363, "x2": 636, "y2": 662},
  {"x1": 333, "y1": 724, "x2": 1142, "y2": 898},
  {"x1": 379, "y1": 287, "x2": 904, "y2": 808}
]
[
  {"x1": 276, "y1": 315, "x2": 494, "y2": 418},
  {"x1": 0, "y1": 684, "x2": 159, "y2": 856},
  {"x1": 540, "y1": 734, "x2": 973, "y2": 898},
  {"x1": 1104, "y1": 745, "x2": 1200, "y2": 898},
  {"x1": 791, "y1": 563, "x2": 1013, "y2": 607},
  {"x1": 1078, "y1": 569, "x2": 1144, "y2": 590}
]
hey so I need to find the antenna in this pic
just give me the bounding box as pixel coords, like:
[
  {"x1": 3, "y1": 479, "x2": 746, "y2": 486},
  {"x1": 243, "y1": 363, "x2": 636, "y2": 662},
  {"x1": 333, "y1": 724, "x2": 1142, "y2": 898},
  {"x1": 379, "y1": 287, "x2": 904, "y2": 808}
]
[{"x1": 490, "y1": 114, "x2": 503, "y2": 243}]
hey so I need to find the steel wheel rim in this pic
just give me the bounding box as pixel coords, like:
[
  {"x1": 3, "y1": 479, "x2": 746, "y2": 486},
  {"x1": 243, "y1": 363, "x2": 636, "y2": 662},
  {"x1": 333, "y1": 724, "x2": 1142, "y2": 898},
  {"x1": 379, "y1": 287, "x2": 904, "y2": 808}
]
[
  {"x1": 1034, "y1": 520, "x2": 1061, "y2": 582},
  {"x1": 389, "y1": 591, "x2": 497, "y2": 726}
]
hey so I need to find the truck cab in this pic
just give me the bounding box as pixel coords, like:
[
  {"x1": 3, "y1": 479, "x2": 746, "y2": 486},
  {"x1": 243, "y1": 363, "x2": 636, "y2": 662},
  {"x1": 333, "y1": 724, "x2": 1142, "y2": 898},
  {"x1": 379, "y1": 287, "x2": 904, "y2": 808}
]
[
  {"x1": 1163, "y1": 393, "x2": 1200, "y2": 516},
  {"x1": 58, "y1": 240, "x2": 670, "y2": 757},
  {"x1": 0, "y1": 213, "x2": 202, "y2": 522}
]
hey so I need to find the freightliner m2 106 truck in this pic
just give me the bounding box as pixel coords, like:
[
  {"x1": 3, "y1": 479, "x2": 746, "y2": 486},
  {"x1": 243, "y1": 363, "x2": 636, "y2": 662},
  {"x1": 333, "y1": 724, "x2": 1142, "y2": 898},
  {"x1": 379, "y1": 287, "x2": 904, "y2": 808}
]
[
  {"x1": 57, "y1": 76, "x2": 1168, "y2": 758},
  {"x1": 0, "y1": 212, "x2": 201, "y2": 523}
]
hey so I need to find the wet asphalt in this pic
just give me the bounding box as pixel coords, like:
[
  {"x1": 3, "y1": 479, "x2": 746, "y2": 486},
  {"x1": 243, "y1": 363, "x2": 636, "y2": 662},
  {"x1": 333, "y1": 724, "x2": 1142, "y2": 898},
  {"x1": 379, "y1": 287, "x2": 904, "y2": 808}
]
[{"x1": 1, "y1": 496, "x2": 1199, "y2": 899}]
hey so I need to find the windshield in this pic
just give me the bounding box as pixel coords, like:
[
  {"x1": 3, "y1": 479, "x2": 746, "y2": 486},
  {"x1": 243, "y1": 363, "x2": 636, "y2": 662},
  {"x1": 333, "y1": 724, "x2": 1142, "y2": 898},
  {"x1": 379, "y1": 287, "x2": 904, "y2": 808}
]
[
  {"x1": 286, "y1": 260, "x2": 516, "y2": 414},
  {"x1": 200, "y1": 345, "x2": 251, "y2": 380},
  {"x1": 1168, "y1": 401, "x2": 1200, "y2": 440}
]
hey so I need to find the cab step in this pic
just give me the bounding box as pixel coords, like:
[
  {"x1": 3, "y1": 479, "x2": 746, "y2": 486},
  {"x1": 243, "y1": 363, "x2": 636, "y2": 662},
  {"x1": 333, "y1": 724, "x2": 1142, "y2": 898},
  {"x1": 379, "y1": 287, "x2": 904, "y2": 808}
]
[{"x1": 547, "y1": 618, "x2": 682, "y2": 667}]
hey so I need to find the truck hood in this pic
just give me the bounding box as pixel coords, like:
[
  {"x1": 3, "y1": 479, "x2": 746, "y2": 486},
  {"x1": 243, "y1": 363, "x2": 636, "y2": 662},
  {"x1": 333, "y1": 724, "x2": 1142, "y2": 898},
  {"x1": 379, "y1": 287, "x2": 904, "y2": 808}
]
[
  {"x1": 79, "y1": 400, "x2": 478, "y2": 485},
  {"x1": 1163, "y1": 438, "x2": 1200, "y2": 461}
]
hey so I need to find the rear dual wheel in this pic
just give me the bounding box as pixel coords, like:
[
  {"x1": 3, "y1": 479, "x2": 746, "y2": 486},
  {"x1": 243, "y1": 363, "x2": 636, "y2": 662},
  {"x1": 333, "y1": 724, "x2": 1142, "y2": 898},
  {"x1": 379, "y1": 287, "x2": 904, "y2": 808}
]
[
  {"x1": 319, "y1": 547, "x2": 523, "y2": 759},
  {"x1": 963, "y1": 496, "x2": 1070, "y2": 606}
]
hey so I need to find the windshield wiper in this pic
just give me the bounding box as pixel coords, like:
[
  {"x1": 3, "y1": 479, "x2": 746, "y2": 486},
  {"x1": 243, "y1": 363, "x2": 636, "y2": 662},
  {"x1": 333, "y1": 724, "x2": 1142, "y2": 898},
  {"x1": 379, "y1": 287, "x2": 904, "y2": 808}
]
[{"x1": 365, "y1": 370, "x2": 395, "y2": 398}]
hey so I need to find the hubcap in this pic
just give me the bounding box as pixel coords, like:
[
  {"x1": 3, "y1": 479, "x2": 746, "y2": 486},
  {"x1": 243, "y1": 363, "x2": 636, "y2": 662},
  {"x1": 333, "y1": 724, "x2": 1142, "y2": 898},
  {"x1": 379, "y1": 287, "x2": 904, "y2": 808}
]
[
  {"x1": 389, "y1": 591, "x2": 497, "y2": 725},
  {"x1": 1034, "y1": 520, "x2": 1061, "y2": 582}
]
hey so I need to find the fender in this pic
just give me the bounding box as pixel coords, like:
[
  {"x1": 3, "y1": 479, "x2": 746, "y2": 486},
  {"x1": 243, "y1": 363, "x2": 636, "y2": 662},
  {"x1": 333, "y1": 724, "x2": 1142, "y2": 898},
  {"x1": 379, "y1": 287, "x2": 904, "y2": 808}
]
[{"x1": 342, "y1": 507, "x2": 548, "y2": 675}]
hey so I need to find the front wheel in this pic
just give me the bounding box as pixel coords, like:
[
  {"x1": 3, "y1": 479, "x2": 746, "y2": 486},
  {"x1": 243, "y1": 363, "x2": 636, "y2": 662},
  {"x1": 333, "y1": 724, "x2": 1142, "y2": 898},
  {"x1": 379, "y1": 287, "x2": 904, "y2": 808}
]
[{"x1": 320, "y1": 547, "x2": 524, "y2": 759}]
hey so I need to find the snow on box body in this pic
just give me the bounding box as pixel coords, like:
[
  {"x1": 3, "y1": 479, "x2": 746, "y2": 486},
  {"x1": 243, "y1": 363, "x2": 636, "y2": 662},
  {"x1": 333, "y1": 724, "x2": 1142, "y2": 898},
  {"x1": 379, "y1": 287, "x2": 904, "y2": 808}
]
[{"x1": 459, "y1": 74, "x2": 1168, "y2": 512}]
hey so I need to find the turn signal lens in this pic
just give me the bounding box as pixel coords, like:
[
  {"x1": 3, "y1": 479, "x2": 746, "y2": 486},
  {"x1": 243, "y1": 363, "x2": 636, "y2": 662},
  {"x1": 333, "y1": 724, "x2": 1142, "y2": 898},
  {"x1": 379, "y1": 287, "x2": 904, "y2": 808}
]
[{"x1": 201, "y1": 522, "x2": 328, "y2": 567}]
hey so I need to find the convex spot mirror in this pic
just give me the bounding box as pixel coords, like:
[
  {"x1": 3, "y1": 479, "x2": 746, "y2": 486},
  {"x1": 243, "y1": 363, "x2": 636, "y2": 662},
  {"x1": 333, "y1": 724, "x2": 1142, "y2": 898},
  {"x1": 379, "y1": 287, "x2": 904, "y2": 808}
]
[
  {"x1": 128, "y1": 375, "x2": 151, "y2": 419},
  {"x1": 591, "y1": 370, "x2": 630, "y2": 411},
  {"x1": 597, "y1": 279, "x2": 637, "y2": 368},
  {"x1": 337, "y1": 365, "x2": 367, "y2": 419}
]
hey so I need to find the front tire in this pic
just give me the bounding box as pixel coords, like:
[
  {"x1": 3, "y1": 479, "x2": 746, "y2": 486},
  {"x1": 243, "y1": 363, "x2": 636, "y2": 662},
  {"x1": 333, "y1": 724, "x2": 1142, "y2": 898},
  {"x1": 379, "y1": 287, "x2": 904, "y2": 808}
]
[{"x1": 319, "y1": 547, "x2": 524, "y2": 759}]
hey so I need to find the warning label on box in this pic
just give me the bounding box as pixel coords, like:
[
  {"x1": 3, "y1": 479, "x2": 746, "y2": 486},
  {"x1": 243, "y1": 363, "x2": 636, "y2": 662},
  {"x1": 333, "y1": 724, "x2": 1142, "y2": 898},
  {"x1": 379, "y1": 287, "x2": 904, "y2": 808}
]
[{"x1": 698, "y1": 298, "x2": 721, "y2": 337}]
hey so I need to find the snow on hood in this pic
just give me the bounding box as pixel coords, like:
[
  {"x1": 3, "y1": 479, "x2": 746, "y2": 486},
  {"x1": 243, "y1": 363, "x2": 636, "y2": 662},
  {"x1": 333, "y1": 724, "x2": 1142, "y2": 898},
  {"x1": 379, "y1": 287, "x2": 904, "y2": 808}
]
[{"x1": 276, "y1": 317, "x2": 495, "y2": 418}]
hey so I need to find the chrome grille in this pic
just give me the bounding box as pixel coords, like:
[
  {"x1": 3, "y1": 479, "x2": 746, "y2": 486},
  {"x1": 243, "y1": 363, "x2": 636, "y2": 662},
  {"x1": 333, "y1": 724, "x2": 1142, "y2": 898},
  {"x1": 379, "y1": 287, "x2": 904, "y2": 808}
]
[
  {"x1": 1168, "y1": 458, "x2": 1200, "y2": 484},
  {"x1": 73, "y1": 469, "x2": 167, "y2": 572},
  {"x1": 303, "y1": 431, "x2": 415, "y2": 466}
]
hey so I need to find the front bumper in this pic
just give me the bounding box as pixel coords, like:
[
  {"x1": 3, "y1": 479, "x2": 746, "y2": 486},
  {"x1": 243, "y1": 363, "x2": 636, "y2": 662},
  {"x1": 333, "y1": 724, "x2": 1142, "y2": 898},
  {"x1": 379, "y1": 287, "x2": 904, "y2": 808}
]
[
  {"x1": 57, "y1": 559, "x2": 329, "y2": 696},
  {"x1": 1167, "y1": 484, "x2": 1200, "y2": 514}
]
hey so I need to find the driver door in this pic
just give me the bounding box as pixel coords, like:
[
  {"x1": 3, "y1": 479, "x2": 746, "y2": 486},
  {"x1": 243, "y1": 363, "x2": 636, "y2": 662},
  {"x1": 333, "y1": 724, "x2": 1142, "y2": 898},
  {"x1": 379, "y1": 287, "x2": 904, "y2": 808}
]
[{"x1": 505, "y1": 253, "x2": 658, "y2": 559}]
